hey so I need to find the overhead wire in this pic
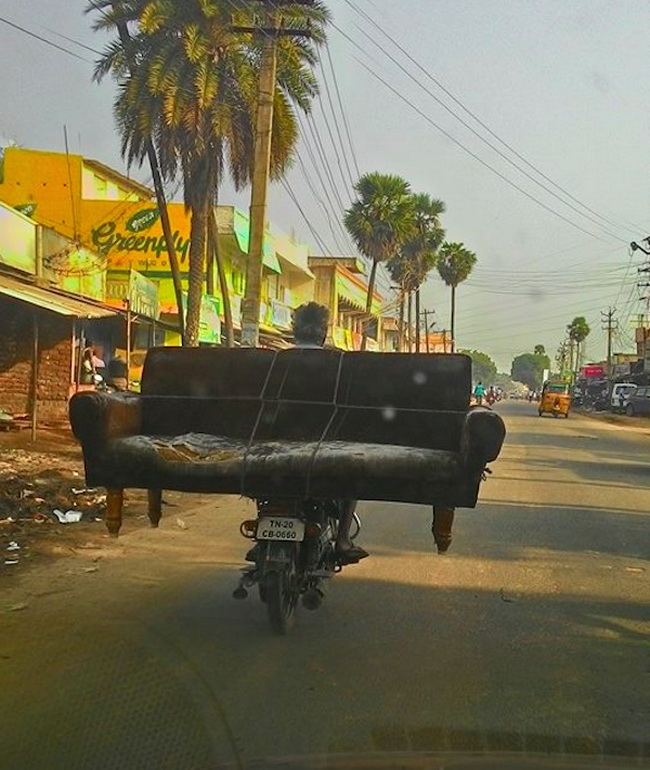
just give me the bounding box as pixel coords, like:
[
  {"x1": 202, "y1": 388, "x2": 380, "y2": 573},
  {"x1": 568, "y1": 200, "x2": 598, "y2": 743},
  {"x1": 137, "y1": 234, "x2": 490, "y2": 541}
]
[
  {"x1": 333, "y1": 27, "x2": 625, "y2": 245},
  {"x1": 344, "y1": 0, "x2": 638, "y2": 239},
  {"x1": 0, "y1": 15, "x2": 94, "y2": 63}
]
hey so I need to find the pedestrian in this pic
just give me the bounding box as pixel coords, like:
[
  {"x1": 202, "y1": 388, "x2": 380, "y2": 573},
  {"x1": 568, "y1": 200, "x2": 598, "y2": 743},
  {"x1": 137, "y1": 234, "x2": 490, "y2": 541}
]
[{"x1": 473, "y1": 380, "x2": 486, "y2": 406}]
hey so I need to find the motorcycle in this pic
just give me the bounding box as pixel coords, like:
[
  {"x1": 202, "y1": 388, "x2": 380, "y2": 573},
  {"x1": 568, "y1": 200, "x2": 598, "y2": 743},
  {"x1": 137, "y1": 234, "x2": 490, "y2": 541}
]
[{"x1": 233, "y1": 499, "x2": 360, "y2": 634}]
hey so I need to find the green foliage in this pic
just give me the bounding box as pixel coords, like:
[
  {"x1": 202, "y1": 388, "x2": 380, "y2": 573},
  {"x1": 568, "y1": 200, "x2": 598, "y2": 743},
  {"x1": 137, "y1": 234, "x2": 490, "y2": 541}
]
[
  {"x1": 436, "y1": 241, "x2": 477, "y2": 288},
  {"x1": 459, "y1": 349, "x2": 497, "y2": 384},
  {"x1": 511, "y1": 352, "x2": 551, "y2": 391},
  {"x1": 88, "y1": 0, "x2": 329, "y2": 345},
  {"x1": 387, "y1": 192, "x2": 445, "y2": 292},
  {"x1": 567, "y1": 316, "x2": 590, "y2": 344},
  {"x1": 534, "y1": 344, "x2": 546, "y2": 355},
  {"x1": 344, "y1": 173, "x2": 415, "y2": 267},
  {"x1": 344, "y1": 172, "x2": 416, "y2": 324}
]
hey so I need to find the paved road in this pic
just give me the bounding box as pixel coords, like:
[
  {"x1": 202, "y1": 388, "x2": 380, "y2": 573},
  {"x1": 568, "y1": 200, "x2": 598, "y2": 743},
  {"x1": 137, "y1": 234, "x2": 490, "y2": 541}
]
[{"x1": 1, "y1": 402, "x2": 648, "y2": 769}]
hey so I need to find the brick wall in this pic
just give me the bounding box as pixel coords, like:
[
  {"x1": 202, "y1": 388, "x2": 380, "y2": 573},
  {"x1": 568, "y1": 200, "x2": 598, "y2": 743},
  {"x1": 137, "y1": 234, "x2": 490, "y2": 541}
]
[{"x1": 0, "y1": 297, "x2": 73, "y2": 420}]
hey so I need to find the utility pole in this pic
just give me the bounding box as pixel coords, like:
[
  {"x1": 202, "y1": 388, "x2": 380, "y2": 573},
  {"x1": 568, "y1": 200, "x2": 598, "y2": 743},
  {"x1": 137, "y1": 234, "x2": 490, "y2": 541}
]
[
  {"x1": 422, "y1": 309, "x2": 436, "y2": 354},
  {"x1": 423, "y1": 309, "x2": 429, "y2": 354},
  {"x1": 240, "y1": 0, "x2": 314, "y2": 348},
  {"x1": 600, "y1": 307, "x2": 617, "y2": 380}
]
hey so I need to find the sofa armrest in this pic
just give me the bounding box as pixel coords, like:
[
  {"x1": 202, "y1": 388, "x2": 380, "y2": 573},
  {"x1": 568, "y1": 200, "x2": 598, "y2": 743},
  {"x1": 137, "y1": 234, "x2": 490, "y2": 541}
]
[
  {"x1": 69, "y1": 391, "x2": 142, "y2": 454},
  {"x1": 460, "y1": 407, "x2": 506, "y2": 472}
]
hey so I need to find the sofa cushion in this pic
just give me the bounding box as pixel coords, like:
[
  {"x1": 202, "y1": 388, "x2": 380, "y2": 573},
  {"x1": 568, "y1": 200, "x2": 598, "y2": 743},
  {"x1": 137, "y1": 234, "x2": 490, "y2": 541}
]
[{"x1": 99, "y1": 432, "x2": 462, "y2": 501}]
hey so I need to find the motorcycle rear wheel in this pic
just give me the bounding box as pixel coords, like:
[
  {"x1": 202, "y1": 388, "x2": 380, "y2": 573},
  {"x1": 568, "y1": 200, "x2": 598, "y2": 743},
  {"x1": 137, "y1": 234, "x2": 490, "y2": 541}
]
[{"x1": 265, "y1": 568, "x2": 298, "y2": 635}]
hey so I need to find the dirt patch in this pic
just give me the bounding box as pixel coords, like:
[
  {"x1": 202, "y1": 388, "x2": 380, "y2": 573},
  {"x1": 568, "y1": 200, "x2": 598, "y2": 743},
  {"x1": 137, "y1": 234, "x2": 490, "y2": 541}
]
[
  {"x1": 0, "y1": 425, "x2": 148, "y2": 576},
  {"x1": 574, "y1": 409, "x2": 650, "y2": 434}
]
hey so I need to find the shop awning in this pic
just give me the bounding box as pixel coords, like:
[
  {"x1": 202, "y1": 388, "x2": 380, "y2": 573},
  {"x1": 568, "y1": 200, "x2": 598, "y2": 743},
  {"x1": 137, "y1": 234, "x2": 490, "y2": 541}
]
[{"x1": 0, "y1": 273, "x2": 116, "y2": 318}]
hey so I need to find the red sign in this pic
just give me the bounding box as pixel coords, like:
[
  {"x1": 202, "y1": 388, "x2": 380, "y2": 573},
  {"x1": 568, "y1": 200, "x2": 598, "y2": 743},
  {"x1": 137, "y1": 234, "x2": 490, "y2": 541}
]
[{"x1": 581, "y1": 365, "x2": 605, "y2": 378}]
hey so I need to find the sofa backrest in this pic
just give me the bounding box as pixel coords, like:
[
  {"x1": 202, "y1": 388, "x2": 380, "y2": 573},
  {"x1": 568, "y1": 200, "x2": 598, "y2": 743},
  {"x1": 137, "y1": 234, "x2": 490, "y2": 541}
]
[{"x1": 140, "y1": 347, "x2": 470, "y2": 451}]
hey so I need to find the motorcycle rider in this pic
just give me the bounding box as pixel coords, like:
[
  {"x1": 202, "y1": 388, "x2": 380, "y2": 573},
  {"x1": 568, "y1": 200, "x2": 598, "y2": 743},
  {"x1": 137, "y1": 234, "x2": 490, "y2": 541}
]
[{"x1": 293, "y1": 302, "x2": 369, "y2": 565}]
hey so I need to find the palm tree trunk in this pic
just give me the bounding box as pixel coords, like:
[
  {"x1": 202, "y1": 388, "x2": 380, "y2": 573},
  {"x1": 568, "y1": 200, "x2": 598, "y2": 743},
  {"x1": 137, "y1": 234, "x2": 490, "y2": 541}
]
[
  {"x1": 415, "y1": 288, "x2": 421, "y2": 352},
  {"x1": 398, "y1": 290, "x2": 405, "y2": 352},
  {"x1": 209, "y1": 209, "x2": 234, "y2": 348},
  {"x1": 361, "y1": 260, "x2": 378, "y2": 351},
  {"x1": 450, "y1": 284, "x2": 456, "y2": 353},
  {"x1": 113, "y1": 16, "x2": 185, "y2": 343},
  {"x1": 186, "y1": 201, "x2": 209, "y2": 347},
  {"x1": 407, "y1": 292, "x2": 413, "y2": 352},
  {"x1": 206, "y1": 225, "x2": 215, "y2": 296}
]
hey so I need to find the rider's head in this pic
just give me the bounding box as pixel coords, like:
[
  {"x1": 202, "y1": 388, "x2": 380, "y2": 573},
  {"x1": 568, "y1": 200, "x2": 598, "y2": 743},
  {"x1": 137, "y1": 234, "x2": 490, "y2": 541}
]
[{"x1": 293, "y1": 303, "x2": 329, "y2": 347}]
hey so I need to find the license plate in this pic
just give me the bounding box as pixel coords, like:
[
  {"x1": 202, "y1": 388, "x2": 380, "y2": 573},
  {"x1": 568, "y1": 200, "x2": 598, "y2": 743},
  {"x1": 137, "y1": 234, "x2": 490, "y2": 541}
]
[{"x1": 256, "y1": 517, "x2": 305, "y2": 542}]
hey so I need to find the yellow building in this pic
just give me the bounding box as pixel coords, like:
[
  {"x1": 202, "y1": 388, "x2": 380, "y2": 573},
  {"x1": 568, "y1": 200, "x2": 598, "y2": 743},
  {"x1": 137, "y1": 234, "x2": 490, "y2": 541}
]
[
  {"x1": 0, "y1": 147, "x2": 314, "y2": 347},
  {"x1": 308, "y1": 256, "x2": 384, "y2": 351}
]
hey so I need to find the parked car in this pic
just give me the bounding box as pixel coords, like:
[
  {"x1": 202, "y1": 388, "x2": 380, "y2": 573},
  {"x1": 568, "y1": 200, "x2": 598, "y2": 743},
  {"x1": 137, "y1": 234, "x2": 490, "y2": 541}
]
[
  {"x1": 625, "y1": 386, "x2": 650, "y2": 416},
  {"x1": 611, "y1": 382, "x2": 637, "y2": 413}
]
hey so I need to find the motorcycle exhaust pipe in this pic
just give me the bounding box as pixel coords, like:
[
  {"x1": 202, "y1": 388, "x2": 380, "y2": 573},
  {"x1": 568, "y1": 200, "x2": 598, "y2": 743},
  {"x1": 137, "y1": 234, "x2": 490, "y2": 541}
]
[{"x1": 302, "y1": 588, "x2": 323, "y2": 611}]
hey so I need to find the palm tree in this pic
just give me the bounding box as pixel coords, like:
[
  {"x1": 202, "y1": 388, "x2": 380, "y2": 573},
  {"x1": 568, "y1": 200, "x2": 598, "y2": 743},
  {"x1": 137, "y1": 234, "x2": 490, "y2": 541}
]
[
  {"x1": 405, "y1": 193, "x2": 445, "y2": 351},
  {"x1": 436, "y1": 241, "x2": 477, "y2": 353},
  {"x1": 344, "y1": 173, "x2": 415, "y2": 350},
  {"x1": 567, "y1": 316, "x2": 590, "y2": 376},
  {"x1": 89, "y1": 0, "x2": 328, "y2": 346}
]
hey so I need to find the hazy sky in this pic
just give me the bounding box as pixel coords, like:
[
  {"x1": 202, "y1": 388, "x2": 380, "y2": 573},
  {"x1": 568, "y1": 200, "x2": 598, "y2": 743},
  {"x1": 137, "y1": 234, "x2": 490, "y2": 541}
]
[{"x1": 2, "y1": 0, "x2": 649, "y2": 370}]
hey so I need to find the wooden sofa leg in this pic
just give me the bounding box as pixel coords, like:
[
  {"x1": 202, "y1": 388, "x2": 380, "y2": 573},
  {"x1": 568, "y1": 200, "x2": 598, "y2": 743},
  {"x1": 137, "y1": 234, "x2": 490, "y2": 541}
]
[
  {"x1": 432, "y1": 507, "x2": 455, "y2": 553},
  {"x1": 106, "y1": 489, "x2": 124, "y2": 538},
  {"x1": 148, "y1": 489, "x2": 163, "y2": 528}
]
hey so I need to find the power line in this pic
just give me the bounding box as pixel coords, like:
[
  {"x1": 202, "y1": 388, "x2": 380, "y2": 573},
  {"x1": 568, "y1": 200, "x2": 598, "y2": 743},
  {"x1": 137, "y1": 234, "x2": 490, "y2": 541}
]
[
  {"x1": 296, "y1": 112, "x2": 354, "y2": 250},
  {"x1": 0, "y1": 15, "x2": 94, "y2": 63},
  {"x1": 317, "y1": 51, "x2": 356, "y2": 189},
  {"x1": 324, "y1": 42, "x2": 361, "y2": 179},
  {"x1": 279, "y1": 178, "x2": 330, "y2": 255},
  {"x1": 346, "y1": 51, "x2": 620, "y2": 244},
  {"x1": 344, "y1": 0, "x2": 638, "y2": 239}
]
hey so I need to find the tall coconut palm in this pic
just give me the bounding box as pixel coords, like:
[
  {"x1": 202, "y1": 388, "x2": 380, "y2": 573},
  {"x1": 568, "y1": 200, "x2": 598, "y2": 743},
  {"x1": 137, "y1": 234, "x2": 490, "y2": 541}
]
[
  {"x1": 567, "y1": 316, "x2": 590, "y2": 376},
  {"x1": 89, "y1": 0, "x2": 328, "y2": 346},
  {"x1": 436, "y1": 241, "x2": 477, "y2": 353},
  {"x1": 344, "y1": 173, "x2": 415, "y2": 350},
  {"x1": 388, "y1": 193, "x2": 445, "y2": 351}
]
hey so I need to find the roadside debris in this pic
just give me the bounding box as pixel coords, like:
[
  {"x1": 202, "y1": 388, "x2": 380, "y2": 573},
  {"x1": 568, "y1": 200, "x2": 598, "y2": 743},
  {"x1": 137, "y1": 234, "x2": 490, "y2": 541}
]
[{"x1": 52, "y1": 510, "x2": 83, "y2": 524}]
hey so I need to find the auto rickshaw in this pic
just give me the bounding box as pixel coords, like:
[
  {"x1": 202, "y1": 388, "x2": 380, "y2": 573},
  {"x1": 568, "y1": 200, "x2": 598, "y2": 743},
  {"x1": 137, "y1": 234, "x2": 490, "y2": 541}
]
[{"x1": 538, "y1": 380, "x2": 571, "y2": 418}]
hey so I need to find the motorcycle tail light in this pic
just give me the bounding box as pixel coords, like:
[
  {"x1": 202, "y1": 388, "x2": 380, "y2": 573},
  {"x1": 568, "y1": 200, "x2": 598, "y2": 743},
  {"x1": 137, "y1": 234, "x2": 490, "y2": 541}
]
[
  {"x1": 305, "y1": 522, "x2": 322, "y2": 538},
  {"x1": 240, "y1": 520, "x2": 258, "y2": 538}
]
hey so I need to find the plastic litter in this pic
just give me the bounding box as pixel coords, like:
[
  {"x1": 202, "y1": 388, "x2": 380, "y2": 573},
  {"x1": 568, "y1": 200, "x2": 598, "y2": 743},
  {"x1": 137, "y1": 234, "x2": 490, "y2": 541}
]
[
  {"x1": 52, "y1": 509, "x2": 83, "y2": 524},
  {"x1": 6, "y1": 542, "x2": 20, "y2": 551},
  {"x1": 4, "y1": 560, "x2": 19, "y2": 566},
  {"x1": 176, "y1": 518, "x2": 188, "y2": 530}
]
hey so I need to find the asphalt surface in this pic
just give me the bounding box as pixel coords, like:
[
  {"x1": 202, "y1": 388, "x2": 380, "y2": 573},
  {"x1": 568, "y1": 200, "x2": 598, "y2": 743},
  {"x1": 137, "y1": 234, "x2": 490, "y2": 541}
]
[{"x1": 1, "y1": 401, "x2": 648, "y2": 769}]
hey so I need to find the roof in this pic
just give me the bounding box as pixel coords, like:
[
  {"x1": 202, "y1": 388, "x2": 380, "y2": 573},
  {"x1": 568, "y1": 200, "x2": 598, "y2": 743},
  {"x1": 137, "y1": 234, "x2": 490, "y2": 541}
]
[
  {"x1": 0, "y1": 273, "x2": 117, "y2": 319},
  {"x1": 83, "y1": 159, "x2": 154, "y2": 199},
  {"x1": 308, "y1": 256, "x2": 366, "y2": 274},
  {"x1": 382, "y1": 317, "x2": 399, "y2": 331}
]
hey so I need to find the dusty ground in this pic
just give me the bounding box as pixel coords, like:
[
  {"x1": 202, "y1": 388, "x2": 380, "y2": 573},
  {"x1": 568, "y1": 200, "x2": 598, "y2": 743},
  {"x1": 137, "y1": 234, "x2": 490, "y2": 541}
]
[{"x1": 0, "y1": 424, "x2": 151, "y2": 578}]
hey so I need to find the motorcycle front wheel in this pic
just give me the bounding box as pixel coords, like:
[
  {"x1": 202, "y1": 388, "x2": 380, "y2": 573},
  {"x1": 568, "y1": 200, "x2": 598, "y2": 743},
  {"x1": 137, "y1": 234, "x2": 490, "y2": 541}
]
[{"x1": 265, "y1": 567, "x2": 299, "y2": 635}]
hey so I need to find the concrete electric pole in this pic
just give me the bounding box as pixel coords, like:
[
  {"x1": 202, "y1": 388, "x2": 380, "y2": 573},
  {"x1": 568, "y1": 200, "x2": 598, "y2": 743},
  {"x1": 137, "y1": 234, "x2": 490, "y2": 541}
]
[
  {"x1": 600, "y1": 307, "x2": 617, "y2": 380},
  {"x1": 240, "y1": 0, "x2": 315, "y2": 348}
]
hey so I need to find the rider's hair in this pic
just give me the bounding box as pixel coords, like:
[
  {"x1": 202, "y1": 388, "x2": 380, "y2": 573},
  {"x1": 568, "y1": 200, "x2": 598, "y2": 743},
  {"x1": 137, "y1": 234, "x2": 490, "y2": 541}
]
[{"x1": 293, "y1": 302, "x2": 329, "y2": 346}]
